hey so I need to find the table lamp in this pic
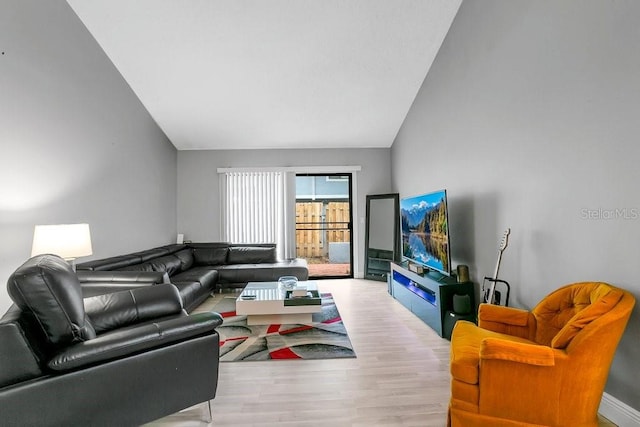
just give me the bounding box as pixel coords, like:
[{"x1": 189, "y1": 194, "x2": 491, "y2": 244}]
[{"x1": 31, "y1": 223, "x2": 93, "y2": 271}]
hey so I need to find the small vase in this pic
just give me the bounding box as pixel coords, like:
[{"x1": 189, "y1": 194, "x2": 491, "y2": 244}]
[{"x1": 278, "y1": 275, "x2": 298, "y2": 290}]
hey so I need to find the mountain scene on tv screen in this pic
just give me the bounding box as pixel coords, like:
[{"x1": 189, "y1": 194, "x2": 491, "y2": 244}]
[{"x1": 401, "y1": 196, "x2": 449, "y2": 272}]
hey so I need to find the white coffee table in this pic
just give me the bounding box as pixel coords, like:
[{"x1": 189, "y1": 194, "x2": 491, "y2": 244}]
[{"x1": 236, "y1": 281, "x2": 322, "y2": 325}]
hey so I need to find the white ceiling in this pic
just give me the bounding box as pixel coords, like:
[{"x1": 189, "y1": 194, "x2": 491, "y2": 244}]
[{"x1": 66, "y1": 0, "x2": 462, "y2": 150}]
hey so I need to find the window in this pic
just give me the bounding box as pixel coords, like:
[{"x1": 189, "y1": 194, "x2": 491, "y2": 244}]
[{"x1": 220, "y1": 170, "x2": 296, "y2": 260}]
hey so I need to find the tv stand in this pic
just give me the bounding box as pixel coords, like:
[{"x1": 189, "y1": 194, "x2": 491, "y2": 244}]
[{"x1": 389, "y1": 262, "x2": 475, "y2": 339}]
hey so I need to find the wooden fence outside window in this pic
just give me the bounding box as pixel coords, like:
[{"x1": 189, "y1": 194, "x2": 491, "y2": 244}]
[{"x1": 295, "y1": 201, "x2": 350, "y2": 259}]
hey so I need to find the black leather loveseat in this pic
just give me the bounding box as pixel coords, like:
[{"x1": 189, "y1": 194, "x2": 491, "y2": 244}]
[
  {"x1": 77, "y1": 242, "x2": 309, "y2": 312},
  {"x1": 0, "y1": 254, "x2": 223, "y2": 427}
]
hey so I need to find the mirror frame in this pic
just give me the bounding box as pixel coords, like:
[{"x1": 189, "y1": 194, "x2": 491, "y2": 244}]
[{"x1": 364, "y1": 193, "x2": 400, "y2": 281}]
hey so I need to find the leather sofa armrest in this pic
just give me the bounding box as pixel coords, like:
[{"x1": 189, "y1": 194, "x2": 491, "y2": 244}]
[
  {"x1": 48, "y1": 312, "x2": 223, "y2": 372},
  {"x1": 80, "y1": 282, "x2": 156, "y2": 298},
  {"x1": 0, "y1": 308, "x2": 44, "y2": 387},
  {"x1": 77, "y1": 270, "x2": 170, "y2": 284},
  {"x1": 78, "y1": 270, "x2": 170, "y2": 297},
  {"x1": 84, "y1": 284, "x2": 185, "y2": 333}
]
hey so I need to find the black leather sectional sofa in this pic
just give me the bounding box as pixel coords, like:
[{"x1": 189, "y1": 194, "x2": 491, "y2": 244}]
[
  {"x1": 76, "y1": 242, "x2": 309, "y2": 312},
  {"x1": 0, "y1": 254, "x2": 223, "y2": 426}
]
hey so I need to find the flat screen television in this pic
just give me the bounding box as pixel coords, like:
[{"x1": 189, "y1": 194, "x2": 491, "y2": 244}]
[{"x1": 400, "y1": 189, "x2": 451, "y2": 276}]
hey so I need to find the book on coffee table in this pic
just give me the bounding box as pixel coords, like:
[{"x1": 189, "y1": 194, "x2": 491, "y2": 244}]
[{"x1": 284, "y1": 289, "x2": 321, "y2": 306}]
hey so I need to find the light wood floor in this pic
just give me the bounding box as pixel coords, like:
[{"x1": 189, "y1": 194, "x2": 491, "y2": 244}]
[{"x1": 145, "y1": 279, "x2": 616, "y2": 427}]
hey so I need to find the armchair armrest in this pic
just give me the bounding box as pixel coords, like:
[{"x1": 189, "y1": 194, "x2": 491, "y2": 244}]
[
  {"x1": 48, "y1": 312, "x2": 223, "y2": 372},
  {"x1": 478, "y1": 303, "x2": 534, "y2": 339},
  {"x1": 84, "y1": 284, "x2": 184, "y2": 334},
  {"x1": 479, "y1": 304, "x2": 529, "y2": 325},
  {"x1": 481, "y1": 337, "x2": 555, "y2": 366}
]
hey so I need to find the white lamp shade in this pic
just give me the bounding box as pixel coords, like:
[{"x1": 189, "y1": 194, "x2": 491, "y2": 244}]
[{"x1": 31, "y1": 223, "x2": 93, "y2": 260}]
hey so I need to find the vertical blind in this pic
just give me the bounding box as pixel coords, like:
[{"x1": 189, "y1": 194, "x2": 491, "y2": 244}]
[{"x1": 221, "y1": 171, "x2": 296, "y2": 260}]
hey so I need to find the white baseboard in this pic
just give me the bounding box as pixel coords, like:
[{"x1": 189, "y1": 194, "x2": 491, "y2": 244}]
[{"x1": 599, "y1": 392, "x2": 640, "y2": 427}]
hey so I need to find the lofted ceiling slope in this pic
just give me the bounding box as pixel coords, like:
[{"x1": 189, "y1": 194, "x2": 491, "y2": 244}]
[{"x1": 67, "y1": 0, "x2": 462, "y2": 150}]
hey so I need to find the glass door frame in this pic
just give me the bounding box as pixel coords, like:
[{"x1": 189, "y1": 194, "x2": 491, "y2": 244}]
[{"x1": 295, "y1": 173, "x2": 354, "y2": 279}]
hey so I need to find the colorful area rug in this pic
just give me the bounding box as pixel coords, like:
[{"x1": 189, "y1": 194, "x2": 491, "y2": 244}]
[{"x1": 213, "y1": 293, "x2": 356, "y2": 361}]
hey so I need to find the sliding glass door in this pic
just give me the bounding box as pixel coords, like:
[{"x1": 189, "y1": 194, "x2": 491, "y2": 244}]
[{"x1": 295, "y1": 174, "x2": 353, "y2": 279}]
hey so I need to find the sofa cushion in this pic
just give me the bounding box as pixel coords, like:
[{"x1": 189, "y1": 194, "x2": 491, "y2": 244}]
[
  {"x1": 216, "y1": 260, "x2": 308, "y2": 283},
  {"x1": 174, "y1": 249, "x2": 194, "y2": 271},
  {"x1": 7, "y1": 255, "x2": 96, "y2": 346},
  {"x1": 117, "y1": 262, "x2": 155, "y2": 273},
  {"x1": 170, "y1": 281, "x2": 203, "y2": 313},
  {"x1": 133, "y1": 247, "x2": 173, "y2": 263},
  {"x1": 227, "y1": 246, "x2": 276, "y2": 264},
  {"x1": 148, "y1": 255, "x2": 183, "y2": 276},
  {"x1": 171, "y1": 267, "x2": 219, "y2": 292},
  {"x1": 193, "y1": 247, "x2": 228, "y2": 266},
  {"x1": 78, "y1": 254, "x2": 144, "y2": 271},
  {"x1": 84, "y1": 284, "x2": 184, "y2": 334}
]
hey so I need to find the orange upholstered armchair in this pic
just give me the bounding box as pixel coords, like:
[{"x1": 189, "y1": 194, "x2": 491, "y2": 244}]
[{"x1": 448, "y1": 282, "x2": 635, "y2": 427}]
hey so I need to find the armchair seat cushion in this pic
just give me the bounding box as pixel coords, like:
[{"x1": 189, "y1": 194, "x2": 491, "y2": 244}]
[{"x1": 450, "y1": 320, "x2": 537, "y2": 386}]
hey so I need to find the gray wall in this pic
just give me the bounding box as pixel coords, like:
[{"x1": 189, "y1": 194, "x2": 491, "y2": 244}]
[
  {"x1": 0, "y1": 0, "x2": 177, "y2": 313},
  {"x1": 177, "y1": 148, "x2": 391, "y2": 277},
  {"x1": 392, "y1": 0, "x2": 640, "y2": 411}
]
